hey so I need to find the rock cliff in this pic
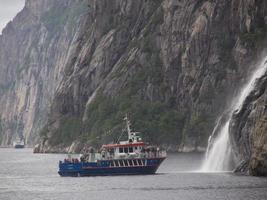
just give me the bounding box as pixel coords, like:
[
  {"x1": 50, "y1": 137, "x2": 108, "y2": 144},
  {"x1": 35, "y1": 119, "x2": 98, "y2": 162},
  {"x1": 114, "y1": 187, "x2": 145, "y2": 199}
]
[
  {"x1": 230, "y1": 62, "x2": 267, "y2": 176},
  {"x1": 0, "y1": 0, "x2": 266, "y2": 175},
  {"x1": 36, "y1": 0, "x2": 267, "y2": 154},
  {"x1": 0, "y1": 0, "x2": 88, "y2": 145}
]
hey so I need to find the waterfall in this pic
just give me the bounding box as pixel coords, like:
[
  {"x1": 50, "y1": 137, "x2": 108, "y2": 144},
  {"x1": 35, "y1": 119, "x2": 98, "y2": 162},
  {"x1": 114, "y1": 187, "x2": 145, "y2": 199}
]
[{"x1": 201, "y1": 56, "x2": 267, "y2": 172}]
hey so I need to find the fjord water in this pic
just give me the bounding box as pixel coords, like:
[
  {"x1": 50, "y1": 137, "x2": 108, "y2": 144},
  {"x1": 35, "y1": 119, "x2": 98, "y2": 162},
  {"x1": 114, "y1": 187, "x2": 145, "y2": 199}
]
[
  {"x1": 1, "y1": 149, "x2": 267, "y2": 200},
  {"x1": 201, "y1": 57, "x2": 267, "y2": 172}
]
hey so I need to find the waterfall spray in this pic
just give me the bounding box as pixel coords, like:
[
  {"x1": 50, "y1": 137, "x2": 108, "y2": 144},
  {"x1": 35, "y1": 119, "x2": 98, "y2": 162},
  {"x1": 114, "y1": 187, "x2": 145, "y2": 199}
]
[{"x1": 201, "y1": 57, "x2": 267, "y2": 172}]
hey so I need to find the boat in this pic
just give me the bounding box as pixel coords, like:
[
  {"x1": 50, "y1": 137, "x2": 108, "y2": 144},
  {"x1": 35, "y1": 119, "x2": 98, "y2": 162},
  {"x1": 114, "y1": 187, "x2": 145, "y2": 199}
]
[
  {"x1": 13, "y1": 138, "x2": 25, "y2": 149},
  {"x1": 58, "y1": 115, "x2": 167, "y2": 176}
]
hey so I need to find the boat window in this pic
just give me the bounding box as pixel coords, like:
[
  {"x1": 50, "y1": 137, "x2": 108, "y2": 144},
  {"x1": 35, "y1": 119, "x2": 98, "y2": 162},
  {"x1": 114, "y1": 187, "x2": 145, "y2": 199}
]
[
  {"x1": 119, "y1": 148, "x2": 123, "y2": 153},
  {"x1": 135, "y1": 146, "x2": 138, "y2": 150},
  {"x1": 109, "y1": 148, "x2": 114, "y2": 154},
  {"x1": 124, "y1": 148, "x2": 128, "y2": 153},
  {"x1": 110, "y1": 161, "x2": 114, "y2": 167},
  {"x1": 133, "y1": 160, "x2": 137, "y2": 166},
  {"x1": 119, "y1": 160, "x2": 124, "y2": 166},
  {"x1": 124, "y1": 160, "x2": 128, "y2": 166},
  {"x1": 129, "y1": 160, "x2": 133, "y2": 166},
  {"x1": 129, "y1": 147, "x2": 133, "y2": 153}
]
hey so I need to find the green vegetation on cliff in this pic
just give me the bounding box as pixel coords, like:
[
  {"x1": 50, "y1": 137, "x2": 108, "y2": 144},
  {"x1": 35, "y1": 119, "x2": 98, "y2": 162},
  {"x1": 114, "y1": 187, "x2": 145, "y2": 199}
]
[
  {"x1": 83, "y1": 94, "x2": 185, "y2": 146},
  {"x1": 46, "y1": 117, "x2": 82, "y2": 146},
  {"x1": 182, "y1": 113, "x2": 214, "y2": 148},
  {"x1": 80, "y1": 30, "x2": 188, "y2": 147},
  {"x1": 240, "y1": 25, "x2": 267, "y2": 47}
]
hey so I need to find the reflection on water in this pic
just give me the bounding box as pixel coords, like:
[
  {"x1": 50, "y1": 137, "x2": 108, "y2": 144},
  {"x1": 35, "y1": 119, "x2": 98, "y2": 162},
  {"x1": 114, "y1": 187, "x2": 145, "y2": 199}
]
[{"x1": 0, "y1": 148, "x2": 266, "y2": 200}]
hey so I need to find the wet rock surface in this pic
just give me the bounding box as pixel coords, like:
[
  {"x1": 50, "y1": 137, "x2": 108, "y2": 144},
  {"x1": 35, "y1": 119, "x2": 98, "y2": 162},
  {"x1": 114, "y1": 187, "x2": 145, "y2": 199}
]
[{"x1": 230, "y1": 68, "x2": 267, "y2": 175}]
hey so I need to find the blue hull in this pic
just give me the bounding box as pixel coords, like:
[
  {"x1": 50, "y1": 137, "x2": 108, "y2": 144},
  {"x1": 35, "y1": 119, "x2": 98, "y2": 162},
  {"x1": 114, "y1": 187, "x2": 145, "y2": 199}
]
[{"x1": 58, "y1": 158, "x2": 165, "y2": 177}]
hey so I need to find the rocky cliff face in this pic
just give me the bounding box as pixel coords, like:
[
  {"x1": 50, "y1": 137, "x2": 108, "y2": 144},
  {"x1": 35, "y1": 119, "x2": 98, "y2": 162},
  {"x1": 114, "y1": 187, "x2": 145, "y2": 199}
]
[
  {"x1": 0, "y1": 0, "x2": 88, "y2": 145},
  {"x1": 230, "y1": 61, "x2": 267, "y2": 176},
  {"x1": 36, "y1": 0, "x2": 267, "y2": 154},
  {"x1": 0, "y1": 0, "x2": 266, "y2": 175}
]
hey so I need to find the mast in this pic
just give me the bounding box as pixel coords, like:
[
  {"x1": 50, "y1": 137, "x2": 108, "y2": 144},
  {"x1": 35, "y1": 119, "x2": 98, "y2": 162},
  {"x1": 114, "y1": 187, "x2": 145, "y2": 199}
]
[{"x1": 124, "y1": 114, "x2": 132, "y2": 140}]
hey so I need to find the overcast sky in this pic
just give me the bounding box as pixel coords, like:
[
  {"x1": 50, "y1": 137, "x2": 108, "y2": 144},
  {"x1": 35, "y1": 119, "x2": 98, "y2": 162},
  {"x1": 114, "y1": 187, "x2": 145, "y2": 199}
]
[{"x1": 0, "y1": 0, "x2": 25, "y2": 34}]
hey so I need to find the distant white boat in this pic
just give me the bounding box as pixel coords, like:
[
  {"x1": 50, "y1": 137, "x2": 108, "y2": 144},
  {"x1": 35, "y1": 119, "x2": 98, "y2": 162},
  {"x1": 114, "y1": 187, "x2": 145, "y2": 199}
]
[{"x1": 13, "y1": 139, "x2": 25, "y2": 149}]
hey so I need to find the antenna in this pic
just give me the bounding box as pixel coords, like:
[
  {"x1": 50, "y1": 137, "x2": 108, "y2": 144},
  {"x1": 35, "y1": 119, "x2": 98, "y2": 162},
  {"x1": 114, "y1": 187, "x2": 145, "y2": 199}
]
[{"x1": 124, "y1": 114, "x2": 132, "y2": 140}]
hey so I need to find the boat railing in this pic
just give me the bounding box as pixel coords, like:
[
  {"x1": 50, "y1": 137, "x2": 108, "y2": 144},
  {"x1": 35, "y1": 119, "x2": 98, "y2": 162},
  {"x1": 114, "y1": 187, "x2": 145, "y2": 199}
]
[
  {"x1": 61, "y1": 150, "x2": 167, "y2": 164},
  {"x1": 143, "y1": 150, "x2": 167, "y2": 158}
]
